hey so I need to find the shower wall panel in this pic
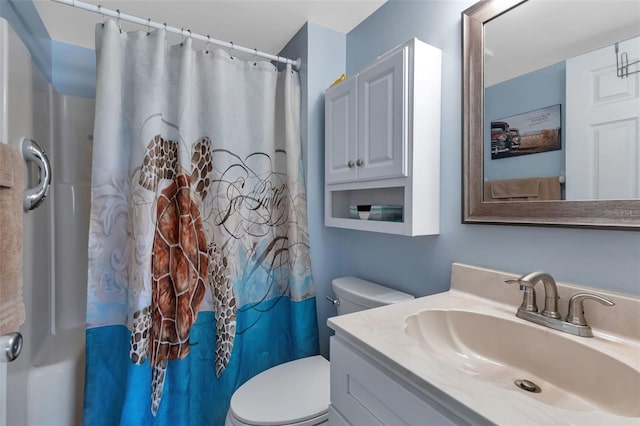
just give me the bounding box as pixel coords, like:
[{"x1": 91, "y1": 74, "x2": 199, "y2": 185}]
[{"x1": 1, "y1": 17, "x2": 94, "y2": 426}]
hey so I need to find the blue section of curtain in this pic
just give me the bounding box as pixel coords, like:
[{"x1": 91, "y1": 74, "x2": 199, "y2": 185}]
[{"x1": 84, "y1": 300, "x2": 318, "y2": 425}]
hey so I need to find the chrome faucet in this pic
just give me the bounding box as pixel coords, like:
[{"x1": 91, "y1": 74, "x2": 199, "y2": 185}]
[
  {"x1": 505, "y1": 272, "x2": 615, "y2": 337},
  {"x1": 505, "y1": 271, "x2": 560, "y2": 319}
]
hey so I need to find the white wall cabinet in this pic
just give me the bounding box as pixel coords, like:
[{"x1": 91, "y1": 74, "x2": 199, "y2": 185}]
[
  {"x1": 329, "y1": 336, "x2": 480, "y2": 426},
  {"x1": 324, "y1": 38, "x2": 441, "y2": 236},
  {"x1": 326, "y1": 48, "x2": 407, "y2": 185}
]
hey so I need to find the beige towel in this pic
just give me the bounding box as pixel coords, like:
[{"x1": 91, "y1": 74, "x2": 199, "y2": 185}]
[
  {"x1": 484, "y1": 176, "x2": 562, "y2": 202},
  {"x1": 0, "y1": 143, "x2": 25, "y2": 335}
]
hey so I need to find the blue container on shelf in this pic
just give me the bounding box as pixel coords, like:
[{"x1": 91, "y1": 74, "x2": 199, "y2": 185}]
[{"x1": 349, "y1": 205, "x2": 403, "y2": 222}]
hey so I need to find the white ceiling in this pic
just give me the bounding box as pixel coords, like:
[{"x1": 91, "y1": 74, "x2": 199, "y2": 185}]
[
  {"x1": 33, "y1": 0, "x2": 387, "y2": 54},
  {"x1": 484, "y1": 0, "x2": 640, "y2": 87}
]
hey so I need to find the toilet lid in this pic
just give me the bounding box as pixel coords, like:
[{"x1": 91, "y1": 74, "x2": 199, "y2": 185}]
[{"x1": 229, "y1": 355, "x2": 330, "y2": 426}]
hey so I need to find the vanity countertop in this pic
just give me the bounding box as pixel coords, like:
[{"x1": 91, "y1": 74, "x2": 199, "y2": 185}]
[{"x1": 327, "y1": 263, "x2": 640, "y2": 426}]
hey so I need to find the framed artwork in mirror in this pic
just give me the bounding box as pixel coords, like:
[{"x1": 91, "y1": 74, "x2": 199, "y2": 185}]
[{"x1": 490, "y1": 104, "x2": 561, "y2": 160}]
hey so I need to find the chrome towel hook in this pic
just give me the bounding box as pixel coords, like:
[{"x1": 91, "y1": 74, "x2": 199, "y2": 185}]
[{"x1": 20, "y1": 137, "x2": 51, "y2": 211}]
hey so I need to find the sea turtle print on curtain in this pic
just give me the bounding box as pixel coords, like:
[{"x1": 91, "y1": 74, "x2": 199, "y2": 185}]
[
  {"x1": 128, "y1": 135, "x2": 238, "y2": 414},
  {"x1": 84, "y1": 19, "x2": 318, "y2": 425}
]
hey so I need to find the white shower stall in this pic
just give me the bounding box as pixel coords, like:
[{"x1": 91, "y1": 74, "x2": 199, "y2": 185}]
[{"x1": 0, "y1": 18, "x2": 94, "y2": 426}]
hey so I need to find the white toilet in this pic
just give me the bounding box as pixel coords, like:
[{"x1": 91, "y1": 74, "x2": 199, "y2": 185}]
[{"x1": 225, "y1": 276, "x2": 414, "y2": 426}]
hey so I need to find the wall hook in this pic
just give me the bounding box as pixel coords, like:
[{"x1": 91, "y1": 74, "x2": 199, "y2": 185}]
[{"x1": 615, "y1": 42, "x2": 640, "y2": 79}]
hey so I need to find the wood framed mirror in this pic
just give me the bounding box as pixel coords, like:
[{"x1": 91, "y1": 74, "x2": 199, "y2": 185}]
[{"x1": 462, "y1": 0, "x2": 640, "y2": 229}]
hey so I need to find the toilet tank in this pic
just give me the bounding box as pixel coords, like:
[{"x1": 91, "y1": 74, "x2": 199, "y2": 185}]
[{"x1": 332, "y1": 277, "x2": 414, "y2": 315}]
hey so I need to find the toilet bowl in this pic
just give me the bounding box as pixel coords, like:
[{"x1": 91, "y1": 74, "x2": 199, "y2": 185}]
[
  {"x1": 225, "y1": 277, "x2": 414, "y2": 426},
  {"x1": 225, "y1": 356, "x2": 330, "y2": 426}
]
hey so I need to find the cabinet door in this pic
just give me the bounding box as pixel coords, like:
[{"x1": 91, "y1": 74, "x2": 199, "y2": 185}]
[
  {"x1": 331, "y1": 337, "x2": 461, "y2": 425},
  {"x1": 357, "y1": 47, "x2": 408, "y2": 181},
  {"x1": 325, "y1": 77, "x2": 357, "y2": 184}
]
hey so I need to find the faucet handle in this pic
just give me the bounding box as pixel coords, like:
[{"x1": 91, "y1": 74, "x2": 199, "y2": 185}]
[
  {"x1": 505, "y1": 278, "x2": 528, "y2": 289},
  {"x1": 566, "y1": 292, "x2": 615, "y2": 326},
  {"x1": 505, "y1": 279, "x2": 538, "y2": 312}
]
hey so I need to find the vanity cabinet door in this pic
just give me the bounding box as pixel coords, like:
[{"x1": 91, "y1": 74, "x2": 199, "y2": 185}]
[
  {"x1": 357, "y1": 47, "x2": 408, "y2": 182},
  {"x1": 325, "y1": 77, "x2": 357, "y2": 184},
  {"x1": 330, "y1": 337, "x2": 461, "y2": 426}
]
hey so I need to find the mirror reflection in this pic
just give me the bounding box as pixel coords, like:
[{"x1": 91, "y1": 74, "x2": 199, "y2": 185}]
[{"x1": 483, "y1": 0, "x2": 640, "y2": 202}]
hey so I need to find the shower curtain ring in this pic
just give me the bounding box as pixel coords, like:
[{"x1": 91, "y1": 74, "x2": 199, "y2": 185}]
[
  {"x1": 116, "y1": 9, "x2": 122, "y2": 33},
  {"x1": 253, "y1": 48, "x2": 258, "y2": 66},
  {"x1": 180, "y1": 28, "x2": 185, "y2": 46},
  {"x1": 229, "y1": 41, "x2": 234, "y2": 60},
  {"x1": 146, "y1": 18, "x2": 151, "y2": 36},
  {"x1": 98, "y1": 5, "x2": 105, "y2": 27},
  {"x1": 275, "y1": 55, "x2": 280, "y2": 71},
  {"x1": 205, "y1": 35, "x2": 210, "y2": 54}
]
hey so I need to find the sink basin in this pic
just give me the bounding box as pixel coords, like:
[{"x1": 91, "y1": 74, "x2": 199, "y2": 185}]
[{"x1": 404, "y1": 309, "x2": 640, "y2": 418}]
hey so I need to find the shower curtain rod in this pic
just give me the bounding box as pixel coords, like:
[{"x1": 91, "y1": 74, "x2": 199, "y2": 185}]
[{"x1": 50, "y1": 0, "x2": 302, "y2": 70}]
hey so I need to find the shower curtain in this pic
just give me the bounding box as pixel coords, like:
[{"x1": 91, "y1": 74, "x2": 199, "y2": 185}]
[{"x1": 84, "y1": 20, "x2": 319, "y2": 425}]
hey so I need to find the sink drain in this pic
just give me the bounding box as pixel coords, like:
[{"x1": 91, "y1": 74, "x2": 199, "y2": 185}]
[{"x1": 514, "y1": 379, "x2": 541, "y2": 393}]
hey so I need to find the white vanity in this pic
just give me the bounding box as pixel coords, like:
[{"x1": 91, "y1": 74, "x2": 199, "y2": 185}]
[
  {"x1": 327, "y1": 263, "x2": 640, "y2": 425},
  {"x1": 328, "y1": 333, "x2": 484, "y2": 425}
]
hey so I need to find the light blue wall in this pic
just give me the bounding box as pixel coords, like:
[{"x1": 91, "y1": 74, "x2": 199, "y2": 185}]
[
  {"x1": 279, "y1": 22, "x2": 347, "y2": 358},
  {"x1": 326, "y1": 1, "x2": 640, "y2": 316},
  {"x1": 1, "y1": 0, "x2": 96, "y2": 98},
  {"x1": 0, "y1": 0, "x2": 52, "y2": 82},
  {"x1": 281, "y1": 1, "x2": 639, "y2": 356},
  {"x1": 484, "y1": 61, "x2": 565, "y2": 181},
  {"x1": 52, "y1": 41, "x2": 96, "y2": 98}
]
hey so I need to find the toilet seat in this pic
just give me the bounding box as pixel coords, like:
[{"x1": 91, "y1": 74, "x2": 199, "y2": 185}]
[{"x1": 227, "y1": 355, "x2": 330, "y2": 426}]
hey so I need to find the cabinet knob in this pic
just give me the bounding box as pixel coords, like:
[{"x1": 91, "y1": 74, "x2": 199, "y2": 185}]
[
  {"x1": 347, "y1": 160, "x2": 355, "y2": 168},
  {"x1": 356, "y1": 159, "x2": 364, "y2": 167}
]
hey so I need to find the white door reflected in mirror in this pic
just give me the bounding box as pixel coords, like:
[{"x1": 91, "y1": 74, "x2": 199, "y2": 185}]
[{"x1": 566, "y1": 36, "x2": 640, "y2": 201}]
